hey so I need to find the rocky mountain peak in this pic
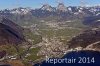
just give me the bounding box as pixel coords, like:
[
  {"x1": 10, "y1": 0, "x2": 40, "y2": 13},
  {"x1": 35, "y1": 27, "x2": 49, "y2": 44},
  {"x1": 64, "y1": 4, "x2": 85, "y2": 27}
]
[
  {"x1": 57, "y1": 3, "x2": 67, "y2": 12},
  {"x1": 40, "y1": 4, "x2": 53, "y2": 11}
]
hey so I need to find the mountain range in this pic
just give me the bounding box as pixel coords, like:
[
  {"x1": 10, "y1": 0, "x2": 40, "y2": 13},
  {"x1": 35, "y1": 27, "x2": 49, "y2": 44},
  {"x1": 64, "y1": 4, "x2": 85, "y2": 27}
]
[
  {"x1": 0, "y1": 3, "x2": 100, "y2": 18},
  {"x1": 0, "y1": 3, "x2": 100, "y2": 29},
  {"x1": 0, "y1": 3, "x2": 100, "y2": 66}
]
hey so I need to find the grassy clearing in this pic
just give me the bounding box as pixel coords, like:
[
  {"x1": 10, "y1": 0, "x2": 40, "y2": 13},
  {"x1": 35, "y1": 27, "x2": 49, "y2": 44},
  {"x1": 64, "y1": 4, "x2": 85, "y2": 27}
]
[
  {"x1": 25, "y1": 47, "x2": 42, "y2": 61},
  {"x1": 37, "y1": 28, "x2": 81, "y2": 44}
]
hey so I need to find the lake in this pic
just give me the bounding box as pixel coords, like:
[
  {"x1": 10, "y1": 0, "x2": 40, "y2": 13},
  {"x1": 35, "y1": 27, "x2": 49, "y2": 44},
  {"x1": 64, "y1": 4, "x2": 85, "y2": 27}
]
[{"x1": 34, "y1": 50, "x2": 100, "y2": 66}]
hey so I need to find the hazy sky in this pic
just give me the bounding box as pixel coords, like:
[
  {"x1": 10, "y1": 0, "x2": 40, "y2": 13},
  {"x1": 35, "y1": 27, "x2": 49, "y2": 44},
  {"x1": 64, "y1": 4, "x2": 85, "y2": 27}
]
[{"x1": 0, "y1": 0, "x2": 100, "y2": 9}]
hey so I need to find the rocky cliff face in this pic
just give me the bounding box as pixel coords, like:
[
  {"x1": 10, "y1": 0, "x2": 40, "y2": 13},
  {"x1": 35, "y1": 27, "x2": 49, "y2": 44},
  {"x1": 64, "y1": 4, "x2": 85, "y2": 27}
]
[
  {"x1": 0, "y1": 50, "x2": 6, "y2": 59},
  {"x1": 68, "y1": 28, "x2": 100, "y2": 51},
  {"x1": 83, "y1": 15, "x2": 100, "y2": 27},
  {"x1": 57, "y1": 3, "x2": 67, "y2": 12},
  {"x1": 0, "y1": 18, "x2": 25, "y2": 45},
  {"x1": 40, "y1": 4, "x2": 54, "y2": 12}
]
